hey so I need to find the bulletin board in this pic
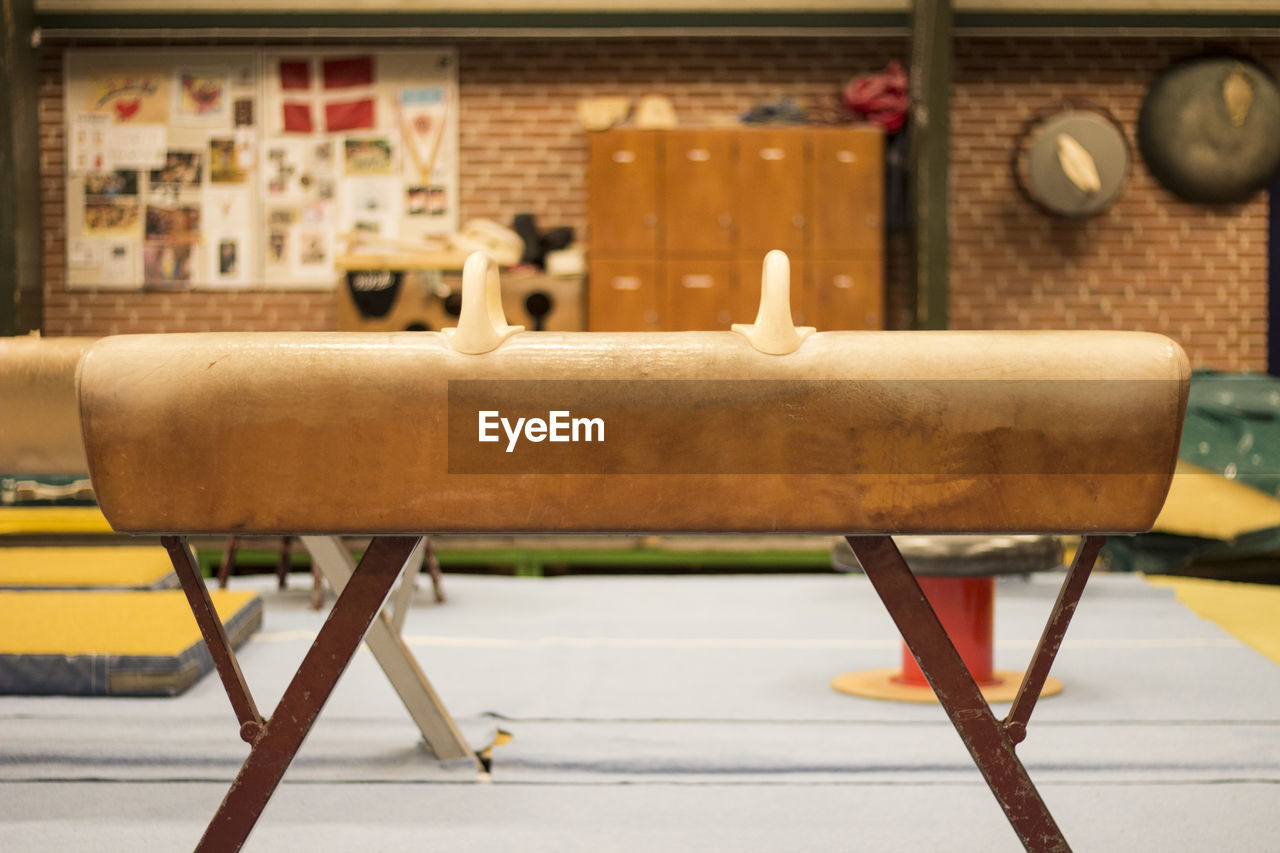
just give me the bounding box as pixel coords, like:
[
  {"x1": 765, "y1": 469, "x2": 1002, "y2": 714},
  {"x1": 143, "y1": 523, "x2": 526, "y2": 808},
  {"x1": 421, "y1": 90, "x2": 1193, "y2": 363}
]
[{"x1": 63, "y1": 48, "x2": 458, "y2": 290}]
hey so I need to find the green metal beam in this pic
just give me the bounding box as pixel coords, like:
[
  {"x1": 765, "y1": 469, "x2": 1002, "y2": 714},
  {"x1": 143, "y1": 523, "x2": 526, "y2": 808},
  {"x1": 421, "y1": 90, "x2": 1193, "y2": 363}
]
[
  {"x1": 1, "y1": 0, "x2": 42, "y2": 335},
  {"x1": 35, "y1": 10, "x2": 1280, "y2": 34},
  {"x1": 956, "y1": 11, "x2": 1280, "y2": 30},
  {"x1": 909, "y1": 0, "x2": 951, "y2": 330},
  {"x1": 34, "y1": 11, "x2": 904, "y2": 32}
]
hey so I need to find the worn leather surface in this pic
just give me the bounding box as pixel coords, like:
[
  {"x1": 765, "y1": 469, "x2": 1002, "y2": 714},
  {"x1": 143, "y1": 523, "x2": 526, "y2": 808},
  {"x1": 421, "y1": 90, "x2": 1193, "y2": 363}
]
[
  {"x1": 78, "y1": 330, "x2": 1189, "y2": 535},
  {"x1": 0, "y1": 337, "x2": 94, "y2": 474}
]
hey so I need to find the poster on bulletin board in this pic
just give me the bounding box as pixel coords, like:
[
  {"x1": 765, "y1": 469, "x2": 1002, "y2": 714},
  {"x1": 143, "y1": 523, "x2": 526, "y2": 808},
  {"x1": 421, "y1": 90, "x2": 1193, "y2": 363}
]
[{"x1": 63, "y1": 48, "x2": 458, "y2": 290}]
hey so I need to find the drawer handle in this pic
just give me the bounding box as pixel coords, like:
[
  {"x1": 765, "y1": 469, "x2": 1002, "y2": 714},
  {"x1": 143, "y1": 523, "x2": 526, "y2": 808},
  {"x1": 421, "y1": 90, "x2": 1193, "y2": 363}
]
[
  {"x1": 686, "y1": 148, "x2": 711, "y2": 162},
  {"x1": 682, "y1": 275, "x2": 715, "y2": 289},
  {"x1": 833, "y1": 275, "x2": 854, "y2": 289},
  {"x1": 612, "y1": 150, "x2": 636, "y2": 164},
  {"x1": 760, "y1": 147, "x2": 785, "y2": 161},
  {"x1": 836, "y1": 150, "x2": 856, "y2": 163},
  {"x1": 611, "y1": 276, "x2": 642, "y2": 290}
]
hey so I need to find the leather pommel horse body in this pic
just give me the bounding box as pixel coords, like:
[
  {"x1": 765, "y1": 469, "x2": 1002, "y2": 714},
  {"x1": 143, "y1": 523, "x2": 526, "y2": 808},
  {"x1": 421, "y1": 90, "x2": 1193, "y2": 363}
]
[
  {"x1": 75, "y1": 253, "x2": 1190, "y2": 852},
  {"x1": 0, "y1": 336, "x2": 93, "y2": 476}
]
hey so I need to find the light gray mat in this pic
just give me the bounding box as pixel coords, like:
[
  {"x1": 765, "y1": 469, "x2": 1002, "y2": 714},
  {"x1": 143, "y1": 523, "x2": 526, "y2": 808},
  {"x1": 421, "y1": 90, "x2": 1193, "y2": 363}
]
[
  {"x1": 390, "y1": 573, "x2": 1280, "y2": 724},
  {"x1": 487, "y1": 718, "x2": 1280, "y2": 784},
  {"x1": 1, "y1": 780, "x2": 1277, "y2": 853},
  {"x1": 0, "y1": 712, "x2": 488, "y2": 782},
  {"x1": 1, "y1": 571, "x2": 1277, "y2": 850},
  {"x1": 5, "y1": 573, "x2": 1275, "y2": 728}
]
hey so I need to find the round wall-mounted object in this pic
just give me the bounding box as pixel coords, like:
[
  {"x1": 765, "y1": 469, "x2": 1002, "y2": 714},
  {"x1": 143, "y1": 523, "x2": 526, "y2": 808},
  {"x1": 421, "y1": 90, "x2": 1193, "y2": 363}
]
[
  {"x1": 1138, "y1": 55, "x2": 1280, "y2": 205},
  {"x1": 1016, "y1": 108, "x2": 1131, "y2": 218}
]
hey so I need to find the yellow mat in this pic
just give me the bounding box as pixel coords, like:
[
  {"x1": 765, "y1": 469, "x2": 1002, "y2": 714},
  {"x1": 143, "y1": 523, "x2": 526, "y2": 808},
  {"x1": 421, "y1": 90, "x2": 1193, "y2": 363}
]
[
  {"x1": 0, "y1": 590, "x2": 257, "y2": 656},
  {"x1": 0, "y1": 505, "x2": 115, "y2": 536},
  {"x1": 1153, "y1": 460, "x2": 1280, "y2": 541},
  {"x1": 0, "y1": 546, "x2": 174, "y2": 589},
  {"x1": 1148, "y1": 574, "x2": 1280, "y2": 666}
]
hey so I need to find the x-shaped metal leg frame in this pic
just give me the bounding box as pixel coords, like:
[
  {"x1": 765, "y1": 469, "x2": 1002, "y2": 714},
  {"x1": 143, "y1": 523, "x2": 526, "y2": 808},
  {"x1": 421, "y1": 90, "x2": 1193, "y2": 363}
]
[
  {"x1": 846, "y1": 535, "x2": 1106, "y2": 853},
  {"x1": 162, "y1": 530, "x2": 1100, "y2": 852},
  {"x1": 300, "y1": 535, "x2": 475, "y2": 763},
  {"x1": 163, "y1": 534, "x2": 465, "y2": 852}
]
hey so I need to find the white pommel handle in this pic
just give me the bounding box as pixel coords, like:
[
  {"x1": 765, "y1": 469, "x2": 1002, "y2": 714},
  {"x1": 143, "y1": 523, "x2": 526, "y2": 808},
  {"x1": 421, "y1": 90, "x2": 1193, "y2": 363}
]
[
  {"x1": 443, "y1": 252, "x2": 524, "y2": 354},
  {"x1": 731, "y1": 250, "x2": 815, "y2": 355}
]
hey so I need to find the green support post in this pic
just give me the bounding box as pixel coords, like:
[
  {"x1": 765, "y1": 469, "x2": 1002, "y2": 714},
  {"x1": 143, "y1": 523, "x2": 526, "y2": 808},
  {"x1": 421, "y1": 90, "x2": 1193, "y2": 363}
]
[
  {"x1": 0, "y1": 0, "x2": 42, "y2": 335},
  {"x1": 909, "y1": 0, "x2": 951, "y2": 331}
]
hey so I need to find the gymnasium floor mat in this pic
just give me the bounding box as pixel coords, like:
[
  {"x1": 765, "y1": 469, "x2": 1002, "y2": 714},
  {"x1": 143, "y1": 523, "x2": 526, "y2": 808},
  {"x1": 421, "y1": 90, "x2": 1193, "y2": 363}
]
[
  {"x1": 0, "y1": 589, "x2": 261, "y2": 696},
  {"x1": 3, "y1": 572, "x2": 1275, "y2": 852},
  {"x1": 1147, "y1": 573, "x2": 1280, "y2": 665},
  {"x1": 0, "y1": 505, "x2": 114, "y2": 536},
  {"x1": 0, "y1": 546, "x2": 176, "y2": 590}
]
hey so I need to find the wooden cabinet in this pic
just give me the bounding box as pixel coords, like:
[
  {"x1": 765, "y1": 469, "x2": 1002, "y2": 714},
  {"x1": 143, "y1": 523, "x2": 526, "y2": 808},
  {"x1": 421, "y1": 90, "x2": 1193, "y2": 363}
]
[
  {"x1": 663, "y1": 130, "x2": 736, "y2": 254},
  {"x1": 587, "y1": 130, "x2": 660, "y2": 253},
  {"x1": 735, "y1": 129, "x2": 808, "y2": 252},
  {"x1": 586, "y1": 258, "x2": 662, "y2": 331},
  {"x1": 588, "y1": 126, "x2": 883, "y2": 332},
  {"x1": 808, "y1": 130, "x2": 884, "y2": 254},
  {"x1": 807, "y1": 257, "x2": 883, "y2": 331},
  {"x1": 665, "y1": 258, "x2": 735, "y2": 331}
]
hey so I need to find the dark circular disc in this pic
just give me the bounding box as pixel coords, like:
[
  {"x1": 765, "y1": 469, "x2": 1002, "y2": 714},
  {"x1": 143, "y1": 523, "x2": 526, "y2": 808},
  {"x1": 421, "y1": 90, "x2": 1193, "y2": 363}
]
[
  {"x1": 1138, "y1": 55, "x2": 1280, "y2": 204},
  {"x1": 524, "y1": 291, "x2": 553, "y2": 318}
]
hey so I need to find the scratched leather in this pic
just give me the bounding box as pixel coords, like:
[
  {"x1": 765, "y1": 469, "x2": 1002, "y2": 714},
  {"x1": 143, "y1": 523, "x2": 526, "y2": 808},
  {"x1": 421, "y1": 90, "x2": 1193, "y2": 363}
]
[
  {"x1": 76, "y1": 330, "x2": 1189, "y2": 535},
  {"x1": 0, "y1": 337, "x2": 94, "y2": 474}
]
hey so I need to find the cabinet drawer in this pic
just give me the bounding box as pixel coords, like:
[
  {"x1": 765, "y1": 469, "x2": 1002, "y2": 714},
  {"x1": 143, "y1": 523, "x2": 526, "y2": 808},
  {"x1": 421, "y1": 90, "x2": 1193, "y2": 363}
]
[
  {"x1": 662, "y1": 130, "x2": 735, "y2": 253},
  {"x1": 735, "y1": 130, "x2": 807, "y2": 252},
  {"x1": 808, "y1": 128, "x2": 884, "y2": 253},
  {"x1": 588, "y1": 258, "x2": 663, "y2": 331},
  {"x1": 665, "y1": 258, "x2": 735, "y2": 331},
  {"x1": 589, "y1": 131, "x2": 660, "y2": 252},
  {"x1": 806, "y1": 257, "x2": 884, "y2": 331}
]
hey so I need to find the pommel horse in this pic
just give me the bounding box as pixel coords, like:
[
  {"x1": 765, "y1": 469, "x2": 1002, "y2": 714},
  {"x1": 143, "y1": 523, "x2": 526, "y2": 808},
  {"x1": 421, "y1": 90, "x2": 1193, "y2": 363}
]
[
  {"x1": 0, "y1": 336, "x2": 93, "y2": 477},
  {"x1": 76, "y1": 251, "x2": 1190, "y2": 852}
]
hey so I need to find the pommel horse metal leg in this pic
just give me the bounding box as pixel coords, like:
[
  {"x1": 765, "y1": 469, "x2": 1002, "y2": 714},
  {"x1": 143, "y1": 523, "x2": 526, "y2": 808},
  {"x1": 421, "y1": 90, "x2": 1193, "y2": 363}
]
[
  {"x1": 165, "y1": 537, "x2": 263, "y2": 736},
  {"x1": 164, "y1": 535, "x2": 432, "y2": 852},
  {"x1": 301, "y1": 535, "x2": 475, "y2": 764},
  {"x1": 847, "y1": 535, "x2": 1105, "y2": 853}
]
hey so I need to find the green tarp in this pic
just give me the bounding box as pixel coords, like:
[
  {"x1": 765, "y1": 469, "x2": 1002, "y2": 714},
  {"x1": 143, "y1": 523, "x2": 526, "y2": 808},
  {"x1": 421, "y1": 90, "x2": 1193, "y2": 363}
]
[{"x1": 1107, "y1": 370, "x2": 1280, "y2": 580}]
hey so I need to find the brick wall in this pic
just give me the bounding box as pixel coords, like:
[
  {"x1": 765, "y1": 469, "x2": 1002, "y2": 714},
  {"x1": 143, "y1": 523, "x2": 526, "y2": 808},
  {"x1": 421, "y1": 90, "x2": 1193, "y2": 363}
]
[
  {"x1": 952, "y1": 37, "x2": 1271, "y2": 370},
  {"x1": 37, "y1": 35, "x2": 1273, "y2": 369},
  {"x1": 37, "y1": 50, "x2": 336, "y2": 334}
]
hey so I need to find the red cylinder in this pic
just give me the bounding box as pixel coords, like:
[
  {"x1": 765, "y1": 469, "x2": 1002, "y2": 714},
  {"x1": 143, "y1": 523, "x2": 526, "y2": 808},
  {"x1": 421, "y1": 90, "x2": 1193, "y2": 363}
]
[{"x1": 896, "y1": 575, "x2": 997, "y2": 687}]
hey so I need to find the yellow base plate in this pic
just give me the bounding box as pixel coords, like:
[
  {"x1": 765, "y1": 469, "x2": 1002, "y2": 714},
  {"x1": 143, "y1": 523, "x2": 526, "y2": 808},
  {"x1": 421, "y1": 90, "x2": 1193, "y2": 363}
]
[{"x1": 831, "y1": 668, "x2": 1063, "y2": 704}]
